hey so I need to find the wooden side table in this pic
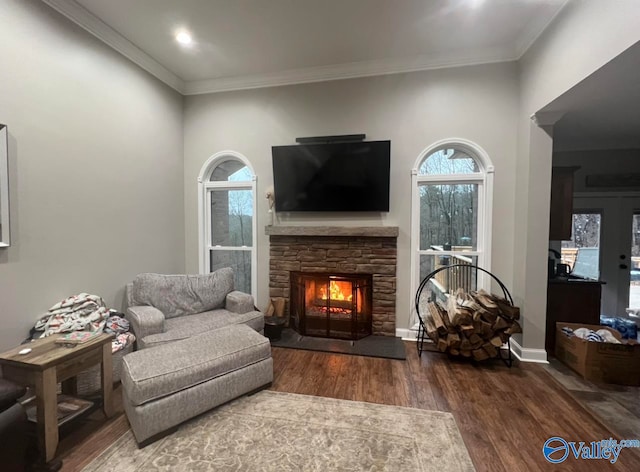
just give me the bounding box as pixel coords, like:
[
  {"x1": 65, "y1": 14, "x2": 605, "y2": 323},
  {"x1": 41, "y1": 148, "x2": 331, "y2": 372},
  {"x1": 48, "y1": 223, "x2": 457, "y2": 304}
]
[{"x1": 0, "y1": 333, "x2": 114, "y2": 464}]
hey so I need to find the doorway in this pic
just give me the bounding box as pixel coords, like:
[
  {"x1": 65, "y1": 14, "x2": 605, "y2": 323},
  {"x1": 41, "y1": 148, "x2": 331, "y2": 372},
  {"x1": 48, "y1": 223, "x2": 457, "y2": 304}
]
[{"x1": 570, "y1": 195, "x2": 640, "y2": 316}]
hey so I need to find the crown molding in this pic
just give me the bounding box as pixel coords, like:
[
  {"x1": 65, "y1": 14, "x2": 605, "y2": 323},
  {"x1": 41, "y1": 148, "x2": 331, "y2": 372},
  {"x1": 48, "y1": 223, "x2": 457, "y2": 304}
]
[
  {"x1": 514, "y1": 0, "x2": 570, "y2": 59},
  {"x1": 41, "y1": 0, "x2": 185, "y2": 93},
  {"x1": 183, "y1": 52, "x2": 514, "y2": 95},
  {"x1": 41, "y1": 0, "x2": 562, "y2": 97},
  {"x1": 531, "y1": 111, "x2": 565, "y2": 127}
]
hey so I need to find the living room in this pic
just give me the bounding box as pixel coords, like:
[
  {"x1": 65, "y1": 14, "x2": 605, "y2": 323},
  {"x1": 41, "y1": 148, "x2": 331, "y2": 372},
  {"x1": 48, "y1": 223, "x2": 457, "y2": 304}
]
[{"x1": 1, "y1": 0, "x2": 639, "y2": 471}]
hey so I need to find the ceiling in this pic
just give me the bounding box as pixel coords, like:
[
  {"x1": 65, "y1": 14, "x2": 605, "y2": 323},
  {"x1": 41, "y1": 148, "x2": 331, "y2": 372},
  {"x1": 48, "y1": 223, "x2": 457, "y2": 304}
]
[
  {"x1": 43, "y1": 0, "x2": 568, "y2": 95},
  {"x1": 541, "y1": 41, "x2": 640, "y2": 152}
]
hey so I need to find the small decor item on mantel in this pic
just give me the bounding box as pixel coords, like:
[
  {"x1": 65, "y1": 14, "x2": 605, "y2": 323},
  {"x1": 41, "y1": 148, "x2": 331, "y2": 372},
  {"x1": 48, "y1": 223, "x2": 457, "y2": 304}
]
[
  {"x1": 265, "y1": 186, "x2": 276, "y2": 226},
  {"x1": 415, "y1": 265, "x2": 521, "y2": 366}
]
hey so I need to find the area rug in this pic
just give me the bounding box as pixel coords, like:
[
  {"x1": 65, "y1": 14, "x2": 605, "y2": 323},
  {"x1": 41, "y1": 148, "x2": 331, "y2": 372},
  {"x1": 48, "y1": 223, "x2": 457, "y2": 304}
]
[
  {"x1": 82, "y1": 391, "x2": 474, "y2": 472},
  {"x1": 270, "y1": 328, "x2": 407, "y2": 360}
]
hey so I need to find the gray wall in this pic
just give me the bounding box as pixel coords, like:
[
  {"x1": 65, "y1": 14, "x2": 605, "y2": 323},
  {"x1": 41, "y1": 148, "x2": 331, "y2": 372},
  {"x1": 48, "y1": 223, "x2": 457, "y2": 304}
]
[
  {"x1": 184, "y1": 63, "x2": 520, "y2": 333},
  {"x1": 0, "y1": 0, "x2": 185, "y2": 351},
  {"x1": 514, "y1": 0, "x2": 640, "y2": 352}
]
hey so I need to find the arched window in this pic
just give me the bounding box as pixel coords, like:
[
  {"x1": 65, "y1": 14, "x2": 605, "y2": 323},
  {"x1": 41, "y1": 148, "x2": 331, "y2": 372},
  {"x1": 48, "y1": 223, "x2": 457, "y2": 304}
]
[
  {"x1": 198, "y1": 151, "x2": 257, "y2": 298},
  {"x1": 410, "y1": 139, "x2": 494, "y2": 329}
]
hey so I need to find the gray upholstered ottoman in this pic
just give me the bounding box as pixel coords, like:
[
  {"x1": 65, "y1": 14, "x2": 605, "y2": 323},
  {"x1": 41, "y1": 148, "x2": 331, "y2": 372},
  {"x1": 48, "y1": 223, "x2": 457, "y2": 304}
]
[{"x1": 121, "y1": 324, "x2": 273, "y2": 445}]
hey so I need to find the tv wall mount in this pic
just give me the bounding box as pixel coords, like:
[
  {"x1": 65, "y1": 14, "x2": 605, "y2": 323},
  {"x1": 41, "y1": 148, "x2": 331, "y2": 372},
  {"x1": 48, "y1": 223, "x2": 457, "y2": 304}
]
[{"x1": 295, "y1": 134, "x2": 365, "y2": 144}]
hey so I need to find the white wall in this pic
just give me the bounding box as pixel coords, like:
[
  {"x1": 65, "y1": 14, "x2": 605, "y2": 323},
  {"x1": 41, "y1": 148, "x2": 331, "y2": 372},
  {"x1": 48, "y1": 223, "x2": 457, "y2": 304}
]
[
  {"x1": 184, "y1": 63, "x2": 520, "y2": 332},
  {"x1": 0, "y1": 0, "x2": 185, "y2": 351},
  {"x1": 514, "y1": 0, "x2": 640, "y2": 352}
]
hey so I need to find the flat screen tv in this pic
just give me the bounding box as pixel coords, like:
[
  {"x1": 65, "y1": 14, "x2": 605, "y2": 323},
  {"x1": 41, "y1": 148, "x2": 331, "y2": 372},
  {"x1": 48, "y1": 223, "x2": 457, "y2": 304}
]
[{"x1": 272, "y1": 140, "x2": 390, "y2": 212}]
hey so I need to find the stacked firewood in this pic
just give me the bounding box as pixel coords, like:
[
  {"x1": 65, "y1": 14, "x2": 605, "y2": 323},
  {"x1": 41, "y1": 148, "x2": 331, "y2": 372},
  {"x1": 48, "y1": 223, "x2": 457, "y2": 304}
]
[{"x1": 423, "y1": 288, "x2": 522, "y2": 361}]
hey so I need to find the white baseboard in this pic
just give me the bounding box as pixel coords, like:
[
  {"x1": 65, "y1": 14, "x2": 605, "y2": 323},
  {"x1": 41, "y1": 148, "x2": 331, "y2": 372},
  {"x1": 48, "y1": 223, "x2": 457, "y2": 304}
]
[
  {"x1": 509, "y1": 338, "x2": 548, "y2": 363},
  {"x1": 396, "y1": 328, "x2": 417, "y2": 341}
]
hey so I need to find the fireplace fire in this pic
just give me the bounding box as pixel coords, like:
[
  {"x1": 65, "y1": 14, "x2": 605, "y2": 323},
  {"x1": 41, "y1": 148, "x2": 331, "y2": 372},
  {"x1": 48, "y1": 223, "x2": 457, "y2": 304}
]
[{"x1": 290, "y1": 272, "x2": 372, "y2": 340}]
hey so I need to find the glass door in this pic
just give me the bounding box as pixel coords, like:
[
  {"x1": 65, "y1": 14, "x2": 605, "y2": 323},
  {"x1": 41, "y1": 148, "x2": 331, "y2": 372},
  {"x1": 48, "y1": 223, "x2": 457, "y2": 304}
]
[
  {"x1": 571, "y1": 196, "x2": 640, "y2": 316},
  {"x1": 628, "y1": 212, "x2": 640, "y2": 310}
]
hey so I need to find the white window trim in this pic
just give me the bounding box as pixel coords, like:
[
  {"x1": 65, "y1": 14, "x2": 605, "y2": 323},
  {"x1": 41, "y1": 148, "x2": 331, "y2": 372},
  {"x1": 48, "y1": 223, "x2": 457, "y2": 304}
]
[
  {"x1": 409, "y1": 138, "x2": 494, "y2": 328},
  {"x1": 197, "y1": 150, "x2": 257, "y2": 300}
]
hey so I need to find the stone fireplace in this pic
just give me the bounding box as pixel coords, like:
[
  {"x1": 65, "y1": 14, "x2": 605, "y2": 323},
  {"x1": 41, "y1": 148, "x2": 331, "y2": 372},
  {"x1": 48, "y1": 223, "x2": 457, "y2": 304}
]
[{"x1": 266, "y1": 226, "x2": 398, "y2": 337}]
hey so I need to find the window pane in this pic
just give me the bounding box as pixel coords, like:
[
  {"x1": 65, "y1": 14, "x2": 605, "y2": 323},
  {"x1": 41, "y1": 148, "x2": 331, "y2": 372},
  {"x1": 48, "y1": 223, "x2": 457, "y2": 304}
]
[
  {"x1": 210, "y1": 189, "x2": 253, "y2": 247},
  {"x1": 210, "y1": 160, "x2": 252, "y2": 182},
  {"x1": 210, "y1": 250, "x2": 251, "y2": 294},
  {"x1": 418, "y1": 149, "x2": 479, "y2": 175},
  {"x1": 561, "y1": 213, "x2": 600, "y2": 279},
  {"x1": 419, "y1": 183, "x2": 478, "y2": 250}
]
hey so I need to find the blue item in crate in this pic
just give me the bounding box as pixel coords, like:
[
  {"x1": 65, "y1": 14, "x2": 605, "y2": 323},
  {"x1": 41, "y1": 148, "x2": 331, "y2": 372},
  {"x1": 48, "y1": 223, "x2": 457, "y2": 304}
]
[
  {"x1": 599, "y1": 315, "x2": 616, "y2": 328},
  {"x1": 611, "y1": 317, "x2": 638, "y2": 340},
  {"x1": 623, "y1": 318, "x2": 637, "y2": 340},
  {"x1": 613, "y1": 317, "x2": 629, "y2": 339}
]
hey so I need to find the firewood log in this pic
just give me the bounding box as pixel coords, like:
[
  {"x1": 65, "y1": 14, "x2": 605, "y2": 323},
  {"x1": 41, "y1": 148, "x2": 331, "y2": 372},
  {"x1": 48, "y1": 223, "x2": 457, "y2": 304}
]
[
  {"x1": 448, "y1": 332, "x2": 461, "y2": 349},
  {"x1": 424, "y1": 313, "x2": 438, "y2": 342},
  {"x1": 435, "y1": 303, "x2": 451, "y2": 327},
  {"x1": 482, "y1": 342, "x2": 498, "y2": 358},
  {"x1": 474, "y1": 289, "x2": 499, "y2": 313},
  {"x1": 272, "y1": 297, "x2": 286, "y2": 317},
  {"x1": 473, "y1": 319, "x2": 492, "y2": 338},
  {"x1": 479, "y1": 309, "x2": 498, "y2": 324},
  {"x1": 468, "y1": 333, "x2": 481, "y2": 344},
  {"x1": 492, "y1": 316, "x2": 510, "y2": 331},
  {"x1": 472, "y1": 348, "x2": 490, "y2": 361},
  {"x1": 445, "y1": 292, "x2": 459, "y2": 325},
  {"x1": 265, "y1": 300, "x2": 275, "y2": 317},
  {"x1": 428, "y1": 302, "x2": 448, "y2": 336},
  {"x1": 494, "y1": 298, "x2": 520, "y2": 320},
  {"x1": 460, "y1": 324, "x2": 475, "y2": 333},
  {"x1": 505, "y1": 321, "x2": 522, "y2": 335}
]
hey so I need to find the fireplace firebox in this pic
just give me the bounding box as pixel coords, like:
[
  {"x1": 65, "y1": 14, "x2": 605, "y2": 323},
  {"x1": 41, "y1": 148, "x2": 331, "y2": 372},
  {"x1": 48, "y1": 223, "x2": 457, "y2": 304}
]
[{"x1": 290, "y1": 272, "x2": 372, "y2": 340}]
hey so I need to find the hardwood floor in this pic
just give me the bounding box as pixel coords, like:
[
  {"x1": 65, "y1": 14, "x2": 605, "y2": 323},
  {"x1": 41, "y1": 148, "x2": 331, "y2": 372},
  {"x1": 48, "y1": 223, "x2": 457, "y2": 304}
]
[
  {"x1": 56, "y1": 343, "x2": 640, "y2": 471},
  {"x1": 544, "y1": 358, "x2": 640, "y2": 439}
]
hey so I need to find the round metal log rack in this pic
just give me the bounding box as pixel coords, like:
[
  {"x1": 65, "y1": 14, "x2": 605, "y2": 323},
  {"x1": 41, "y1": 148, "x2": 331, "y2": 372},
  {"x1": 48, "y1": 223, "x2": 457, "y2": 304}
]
[{"x1": 414, "y1": 264, "x2": 514, "y2": 367}]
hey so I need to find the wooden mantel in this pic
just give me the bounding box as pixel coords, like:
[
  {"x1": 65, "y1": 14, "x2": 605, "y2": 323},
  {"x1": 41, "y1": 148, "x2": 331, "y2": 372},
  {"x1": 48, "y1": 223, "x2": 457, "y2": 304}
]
[{"x1": 264, "y1": 225, "x2": 399, "y2": 238}]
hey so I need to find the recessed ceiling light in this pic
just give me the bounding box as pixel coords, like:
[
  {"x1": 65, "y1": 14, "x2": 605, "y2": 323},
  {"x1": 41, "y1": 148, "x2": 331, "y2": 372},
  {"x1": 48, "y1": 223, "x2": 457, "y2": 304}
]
[{"x1": 176, "y1": 32, "x2": 192, "y2": 46}]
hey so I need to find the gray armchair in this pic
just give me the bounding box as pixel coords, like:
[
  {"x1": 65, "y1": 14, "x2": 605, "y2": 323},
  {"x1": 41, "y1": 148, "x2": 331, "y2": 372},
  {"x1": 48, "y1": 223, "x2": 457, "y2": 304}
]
[{"x1": 126, "y1": 268, "x2": 264, "y2": 349}]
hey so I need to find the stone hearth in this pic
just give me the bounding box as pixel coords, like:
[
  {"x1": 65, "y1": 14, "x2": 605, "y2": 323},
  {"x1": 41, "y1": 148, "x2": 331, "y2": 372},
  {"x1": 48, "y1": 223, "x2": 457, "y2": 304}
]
[{"x1": 266, "y1": 226, "x2": 398, "y2": 337}]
